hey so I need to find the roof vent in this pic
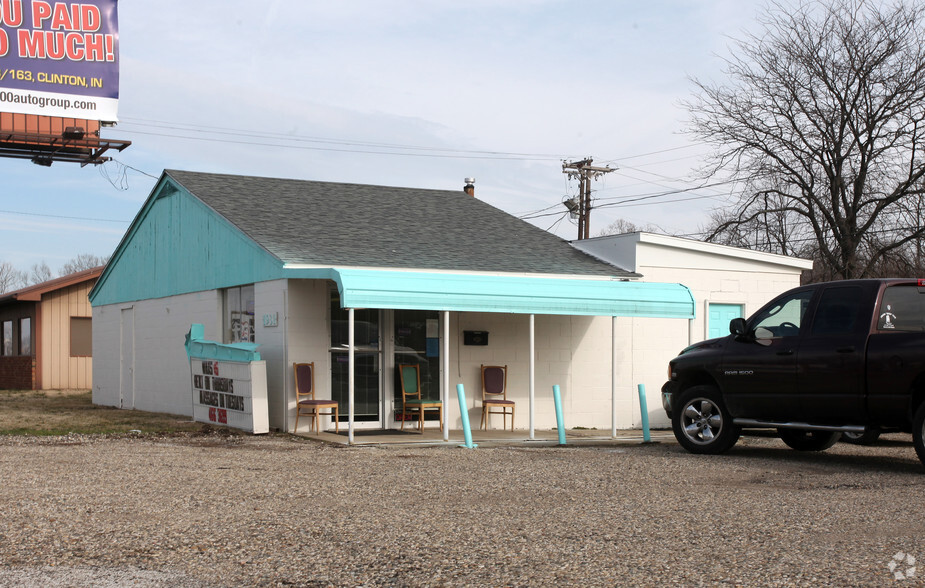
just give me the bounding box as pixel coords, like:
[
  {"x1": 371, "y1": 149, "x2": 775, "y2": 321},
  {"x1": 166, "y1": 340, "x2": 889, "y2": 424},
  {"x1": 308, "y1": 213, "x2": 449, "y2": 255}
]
[{"x1": 464, "y1": 178, "x2": 475, "y2": 197}]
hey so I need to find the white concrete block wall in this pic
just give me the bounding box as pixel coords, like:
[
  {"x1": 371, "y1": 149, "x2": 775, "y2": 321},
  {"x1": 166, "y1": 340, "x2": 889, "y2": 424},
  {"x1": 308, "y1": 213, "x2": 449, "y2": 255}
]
[
  {"x1": 93, "y1": 291, "x2": 222, "y2": 417},
  {"x1": 284, "y1": 279, "x2": 333, "y2": 433},
  {"x1": 450, "y1": 312, "x2": 650, "y2": 431},
  {"x1": 94, "y1": 281, "x2": 329, "y2": 432},
  {"x1": 91, "y1": 304, "x2": 121, "y2": 408},
  {"x1": 92, "y1": 252, "x2": 804, "y2": 434},
  {"x1": 625, "y1": 245, "x2": 806, "y2": 429},
  {"x1": 254, "y1": 279, "x2": 288, "y2": 431},
  {"x1": 639, "y1": 263, "x2": 802, "y2": 344},
  {"x1": 628, "y1": 316, "x2": 691, "y2": 428}
]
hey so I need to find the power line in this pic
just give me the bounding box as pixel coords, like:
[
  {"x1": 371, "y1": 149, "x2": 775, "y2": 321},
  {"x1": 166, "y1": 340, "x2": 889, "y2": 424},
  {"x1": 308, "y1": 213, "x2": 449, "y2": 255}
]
[
  {"x1": 115, "y1": 117, "x2": 718, "y2": 168},
  {"x1": 520, "y1": 180, "x2": 739, "y2": 221},
  {"x1": 0, "y1": 209, "x2": 130, "y2": 223},
  {"x1": 121, "y1": 117, "x2": 572, "y2": 159},
  {"x1": 595, "y1": 143, "x2": 707, "y2": 164},
  {"x1": 117, "y1": 118, "x2": 573, "y2": 161},
  {"x1": 116, "y1": 128, "x2": 573, "y2": 161},
  {"x1": 112, "y1": 159, "x2": 159, "y2": 179}
]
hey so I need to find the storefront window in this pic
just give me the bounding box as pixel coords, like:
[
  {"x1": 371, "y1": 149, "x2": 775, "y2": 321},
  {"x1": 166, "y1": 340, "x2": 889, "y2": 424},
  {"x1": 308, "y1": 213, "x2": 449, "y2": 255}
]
[{"x1": 224, "y1": 285, "x2": 255, "y2": 343}]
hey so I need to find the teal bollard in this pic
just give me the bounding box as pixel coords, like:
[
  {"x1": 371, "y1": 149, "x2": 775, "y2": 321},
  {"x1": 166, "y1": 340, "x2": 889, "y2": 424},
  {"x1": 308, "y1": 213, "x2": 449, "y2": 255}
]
[
  {"x1": 456, "y1": 384, "x2": 477, "y2": 449},
  {"x1": 637, "y1": 384, "x2": 651, "y2": 442},
  {"x1": 552, "y1": 385, "x2": 566, "y2": 445}
]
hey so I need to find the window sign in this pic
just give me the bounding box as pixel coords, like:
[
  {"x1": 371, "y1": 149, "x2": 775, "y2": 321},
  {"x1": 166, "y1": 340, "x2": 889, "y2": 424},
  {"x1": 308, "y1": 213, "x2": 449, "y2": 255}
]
[
  {"x1": 186, "y1": 324, "x2": 267, "y2": 434},
  {"x1": 878, "y1": 285, "x2": 925, "y2": 332},
  {"x1": 224, "y1": 285, "x2": 255, "y2": 343},
  {"x1": 190, "y1": 359, "x2": 268, "y2": 434}
]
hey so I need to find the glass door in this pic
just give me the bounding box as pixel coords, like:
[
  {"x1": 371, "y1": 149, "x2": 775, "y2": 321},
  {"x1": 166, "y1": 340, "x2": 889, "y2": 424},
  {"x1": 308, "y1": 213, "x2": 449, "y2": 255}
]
[
  {"x1": 392, "y1": 310, "x2": 441, "y2": 427},
  {"x1": 329, "y1": 291, "x2": 381, "y2": 426}
]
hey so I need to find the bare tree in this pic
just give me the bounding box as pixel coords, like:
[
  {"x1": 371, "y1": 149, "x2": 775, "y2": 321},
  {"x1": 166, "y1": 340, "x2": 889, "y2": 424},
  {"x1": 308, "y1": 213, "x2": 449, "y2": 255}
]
[
  {"x1": 0, "y1": 262, "x2": 25, "y2": 294},
  {"x1": 29, "y1": 262, "x2": 52, "y2": 285},
  {"x1": 597, "y1": 218, "x2": 662, "y2": 236},
  {"x1": 59, "y1": 253, "x2": 109, "y2": 276},
  {"x1": 704, "y1": 188, "x2": 807, "y2": 256},
  {"x1": 687, "y1": 0, "x2": 925, "y2": 279}
]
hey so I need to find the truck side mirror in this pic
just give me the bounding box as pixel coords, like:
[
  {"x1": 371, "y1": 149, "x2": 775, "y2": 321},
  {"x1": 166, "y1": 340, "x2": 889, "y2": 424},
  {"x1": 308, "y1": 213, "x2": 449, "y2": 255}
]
[{"x1": 729, "y1": 317, "x2": 748, "y2": 337}]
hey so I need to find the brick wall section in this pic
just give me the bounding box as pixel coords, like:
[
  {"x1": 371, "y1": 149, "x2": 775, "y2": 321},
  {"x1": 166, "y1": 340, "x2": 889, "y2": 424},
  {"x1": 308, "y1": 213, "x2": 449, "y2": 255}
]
[{"x1": 0, "y1": 356, "x2": 35, "y2": 390}]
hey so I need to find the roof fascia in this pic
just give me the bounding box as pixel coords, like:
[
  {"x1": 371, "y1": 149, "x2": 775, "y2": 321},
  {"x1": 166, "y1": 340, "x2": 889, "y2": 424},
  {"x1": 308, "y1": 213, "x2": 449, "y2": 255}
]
[
  {"x1": 635, "y1": 232, "x2": 814, "y2": 269},
  {"x1": 3, "y1": 266, "x2": 103, "y2": 302},
  {"x1": 580, "y1": 231, "x2": 814, "y2": 270}
]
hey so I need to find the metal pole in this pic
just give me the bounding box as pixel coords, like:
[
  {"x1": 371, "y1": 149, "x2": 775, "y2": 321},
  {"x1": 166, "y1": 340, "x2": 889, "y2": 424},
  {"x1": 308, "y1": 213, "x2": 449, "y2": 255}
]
[
  {"x1": 529, "y1": 313, "x2": 535, "y2": 440},
  {"x1": 443, "y1": 310, "x2": 450, "y2": 442},
  {"x1": 456, "y1": 384, "x2": 477, "y2": 448},
  {"x1": 348, "y1": 308, "x2": 355, "y2": 445},
  {"x1": 553, "y1": 385, "x2": 566, "y2": 445},
  {"x1": 612, "y1": 316, "x2": 617, "y2": 439},
  {"x1": 638, "y1": 384, "x2": 651, "y2": 442},
  {"x1": 583, "y1": 174, "x2": 591, "y2": 240}
]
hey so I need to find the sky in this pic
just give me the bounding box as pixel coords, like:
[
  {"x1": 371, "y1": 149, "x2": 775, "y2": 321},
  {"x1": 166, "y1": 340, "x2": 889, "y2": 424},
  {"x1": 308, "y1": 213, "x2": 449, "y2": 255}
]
[{"x1": 0, "y1": 0, "x2": 769, "y2": 274}]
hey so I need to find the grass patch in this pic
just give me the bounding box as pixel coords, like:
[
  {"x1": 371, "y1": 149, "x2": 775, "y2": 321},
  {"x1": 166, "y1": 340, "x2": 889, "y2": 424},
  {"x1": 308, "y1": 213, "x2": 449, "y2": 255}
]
[{"x1": 0, "y1": 389, "x2": 210, "y2": 436}]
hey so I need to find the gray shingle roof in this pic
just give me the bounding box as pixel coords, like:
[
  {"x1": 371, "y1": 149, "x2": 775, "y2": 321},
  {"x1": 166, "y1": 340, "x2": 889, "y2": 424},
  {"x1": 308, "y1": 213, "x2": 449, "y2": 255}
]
[{"x1": 164, "y1": 170, "x2": 635, "y2": 277}]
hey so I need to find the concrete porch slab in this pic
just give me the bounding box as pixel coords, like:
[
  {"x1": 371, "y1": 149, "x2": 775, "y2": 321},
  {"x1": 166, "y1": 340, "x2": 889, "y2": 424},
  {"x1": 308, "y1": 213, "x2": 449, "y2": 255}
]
[{"x1": 296, "y1": 427, "x2": 675, "y2": 447}]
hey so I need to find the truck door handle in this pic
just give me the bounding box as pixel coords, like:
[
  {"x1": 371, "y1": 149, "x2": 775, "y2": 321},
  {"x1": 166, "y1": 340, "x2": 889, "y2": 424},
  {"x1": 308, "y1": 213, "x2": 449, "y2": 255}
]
[
  {"x1": 776, "y1": 349, "x2": 794, "y2": 356},
  {"x1": 836, "y1": 346, "x2": 855, "y2": 353}
]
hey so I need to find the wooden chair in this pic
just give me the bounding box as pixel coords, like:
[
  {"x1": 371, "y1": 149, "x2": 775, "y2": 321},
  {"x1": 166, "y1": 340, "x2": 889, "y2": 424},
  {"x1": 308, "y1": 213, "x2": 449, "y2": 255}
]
[
  {"x1": 398, "y1": 364, "x2": 443, "y2": 433},
  {"x1": 481, "y1": 364, "x2": 514, "y2": 431},
  {"x1": 294, "y1": 362, "x2": 339, "y2": 434}
]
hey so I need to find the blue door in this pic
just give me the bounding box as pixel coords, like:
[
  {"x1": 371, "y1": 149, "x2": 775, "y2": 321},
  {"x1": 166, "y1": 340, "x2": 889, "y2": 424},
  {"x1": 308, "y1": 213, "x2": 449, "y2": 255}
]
[{"x1": 707, "y1": 303, "x2": 744, "y2": 339}]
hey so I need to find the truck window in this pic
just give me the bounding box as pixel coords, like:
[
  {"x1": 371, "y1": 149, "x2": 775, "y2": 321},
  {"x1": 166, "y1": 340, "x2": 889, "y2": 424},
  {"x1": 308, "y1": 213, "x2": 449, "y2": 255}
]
[
  {"x1": 811, "y1": 286, "x2": 863, "y2": 336},
  {"x1": 752, "y1": 290, "x2": 813, "y2": 338},
  {"x1": 878, "y1": 285, "x2": 925, "y2": 332}
]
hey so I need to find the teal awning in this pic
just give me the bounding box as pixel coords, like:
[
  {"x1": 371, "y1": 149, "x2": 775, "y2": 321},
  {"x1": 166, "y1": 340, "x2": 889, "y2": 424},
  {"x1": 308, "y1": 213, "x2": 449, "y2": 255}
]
[{"x1": 284, "y1": 267, "x2": 695, "y2": 318}]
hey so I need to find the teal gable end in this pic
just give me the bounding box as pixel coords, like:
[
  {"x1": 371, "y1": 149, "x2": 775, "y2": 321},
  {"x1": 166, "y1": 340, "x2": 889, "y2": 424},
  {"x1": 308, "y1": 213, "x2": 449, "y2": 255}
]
[{"x1": 89, "y1": 176, "x2": 284, "y2": 307}]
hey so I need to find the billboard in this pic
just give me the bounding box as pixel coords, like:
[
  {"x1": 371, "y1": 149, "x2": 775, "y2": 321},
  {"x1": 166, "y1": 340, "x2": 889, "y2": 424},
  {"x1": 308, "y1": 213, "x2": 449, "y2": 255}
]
[{"x1": 0, "y1": 0, "x2": 119, "y2": 121}]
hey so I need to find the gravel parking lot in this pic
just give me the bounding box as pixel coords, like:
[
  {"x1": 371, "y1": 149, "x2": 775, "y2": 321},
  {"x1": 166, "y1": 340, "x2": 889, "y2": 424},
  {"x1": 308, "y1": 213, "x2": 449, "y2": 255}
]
[{"x1": 0, "y1": 431, "x2": 923, "y2": 587}]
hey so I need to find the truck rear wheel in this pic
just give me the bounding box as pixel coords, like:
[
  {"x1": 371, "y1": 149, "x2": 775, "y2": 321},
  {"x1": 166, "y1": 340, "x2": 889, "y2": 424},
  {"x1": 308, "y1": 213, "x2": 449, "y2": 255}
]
[
  {"x1": 672, "y1": 385, "x2": 741, "y2": 454},
  {"x1": 777, "y1": 429, "x2": 841, "y2": 451}
]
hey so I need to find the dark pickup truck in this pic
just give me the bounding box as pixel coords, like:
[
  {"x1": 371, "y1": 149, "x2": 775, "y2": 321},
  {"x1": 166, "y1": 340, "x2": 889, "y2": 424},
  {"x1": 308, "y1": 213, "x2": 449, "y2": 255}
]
[{"x1": 662, "y1": 279, "x2": 925, "y2": 466}]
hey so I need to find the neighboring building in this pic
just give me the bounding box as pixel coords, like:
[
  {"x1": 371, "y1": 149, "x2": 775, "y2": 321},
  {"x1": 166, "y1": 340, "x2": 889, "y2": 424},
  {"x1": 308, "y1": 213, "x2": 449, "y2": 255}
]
[
  {"x1": 573, "y1": 232, "x2": 813, "y2": 426},
  {"x1": 0, "y1": 267, "x2": 103, "y2": 390},
  {"x1": 89, "y1": 170, "x2": 696, "y2": 433}
]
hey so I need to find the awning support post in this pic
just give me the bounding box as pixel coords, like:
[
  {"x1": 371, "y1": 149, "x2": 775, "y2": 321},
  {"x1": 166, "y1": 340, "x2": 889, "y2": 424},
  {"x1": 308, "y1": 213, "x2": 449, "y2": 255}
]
[
  {"x1": 612, "y1": 316, "x2": 617, "y2": 439},
  {"x1": 529, "y1": 313, "x2": 535, "y2": 440},
  {"x1": 442, "y1": 310, "x2": 450, "y2": 442},
  {"x1": 348, "y1": 307, "x2": 355, "y2": 445}
]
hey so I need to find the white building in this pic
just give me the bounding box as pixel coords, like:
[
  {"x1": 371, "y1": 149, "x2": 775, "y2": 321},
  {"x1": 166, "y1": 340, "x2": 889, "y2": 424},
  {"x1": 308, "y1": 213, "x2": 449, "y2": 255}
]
[
  {"x1": 89, "y1": 170, "x2": 809, "y2": 436},
  {"x1": 573, "y1": 232, "x2": 813, "y2": 426}
]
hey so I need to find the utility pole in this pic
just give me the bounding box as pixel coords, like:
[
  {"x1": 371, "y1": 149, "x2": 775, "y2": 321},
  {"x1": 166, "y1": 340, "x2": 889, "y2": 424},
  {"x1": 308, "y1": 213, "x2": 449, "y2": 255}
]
[{"x1": 562, "y1": 158, "x2": 615, "y2": 240}]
